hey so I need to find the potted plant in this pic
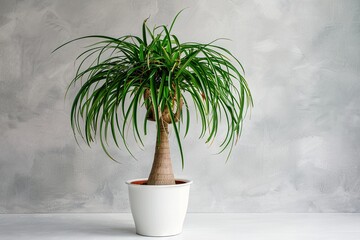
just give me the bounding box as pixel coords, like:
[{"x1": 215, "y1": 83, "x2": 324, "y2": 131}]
[{"x1": 54, "y1": 12, "x2": 252, "y2": 236}]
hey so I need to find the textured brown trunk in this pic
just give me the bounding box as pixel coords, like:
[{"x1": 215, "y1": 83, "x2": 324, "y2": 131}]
[
  {"x1": 144, "y1": 88, "x2": 183, "y2": 185},
  {"x1": 147, "y1": 121, "x2": 176, "y2": 185}
]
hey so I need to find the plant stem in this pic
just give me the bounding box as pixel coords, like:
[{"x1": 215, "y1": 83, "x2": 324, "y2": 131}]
[{"x1": 147, "y1": 121, "x2": 176, "y2": 185}]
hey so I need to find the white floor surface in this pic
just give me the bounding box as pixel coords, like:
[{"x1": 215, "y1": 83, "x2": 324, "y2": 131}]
[{"x1": 0, "y1": 213, "x2": 359, "y2": 240}]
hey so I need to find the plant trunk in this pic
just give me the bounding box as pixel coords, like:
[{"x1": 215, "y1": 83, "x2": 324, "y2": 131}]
[{"x1": 147, "y1": 121, "x2": 176, "y2": 185}]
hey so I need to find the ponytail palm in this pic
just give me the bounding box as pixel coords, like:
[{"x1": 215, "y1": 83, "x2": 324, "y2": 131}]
[{"x1": 54, "y1": 13, "x2": 253, "y2": 185}]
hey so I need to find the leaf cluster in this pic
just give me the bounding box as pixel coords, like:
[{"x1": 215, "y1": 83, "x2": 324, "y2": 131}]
[{"x1": 54, "y1": 11, "x2": 253, "y2": 167}]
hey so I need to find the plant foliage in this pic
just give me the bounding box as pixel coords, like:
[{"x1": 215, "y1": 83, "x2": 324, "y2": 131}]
[{"x1": 54, "y1": 12, "x2": 253, "y2": 167}]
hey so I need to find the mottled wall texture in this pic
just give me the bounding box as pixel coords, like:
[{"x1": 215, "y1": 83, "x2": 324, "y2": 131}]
[{"x1": 0, "y1": 0, "x2": 359, "y2": 213}]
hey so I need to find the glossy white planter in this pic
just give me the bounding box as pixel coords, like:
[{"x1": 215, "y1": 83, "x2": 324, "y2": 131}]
[{"x1": 126, "y1": 178, "x2": 192, "y2": 237}]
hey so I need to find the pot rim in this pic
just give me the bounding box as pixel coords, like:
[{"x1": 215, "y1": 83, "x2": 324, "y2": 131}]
[{"x1": 126, "y1": 178, "x2": 192, "y2": 188}]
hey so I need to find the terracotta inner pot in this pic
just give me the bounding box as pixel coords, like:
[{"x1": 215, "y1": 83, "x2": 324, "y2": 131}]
[{"x1": 131, "y1": 180, "x2": 187, "y2": 185}]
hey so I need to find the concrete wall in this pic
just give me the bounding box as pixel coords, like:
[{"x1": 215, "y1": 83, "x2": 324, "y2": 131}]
[{"x1": 0, "y1": 0, "x2": 359, "y2": 213}]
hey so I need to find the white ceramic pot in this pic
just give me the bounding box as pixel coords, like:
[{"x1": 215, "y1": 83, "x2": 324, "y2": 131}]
[{"x1": 126, "y1": 178, "x2": 192, "y2": 237}]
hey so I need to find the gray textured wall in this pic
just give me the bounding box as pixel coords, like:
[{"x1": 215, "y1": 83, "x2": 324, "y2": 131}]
[{"x1": 1, "y1": 0, "x2": 359, "y2": 213}]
